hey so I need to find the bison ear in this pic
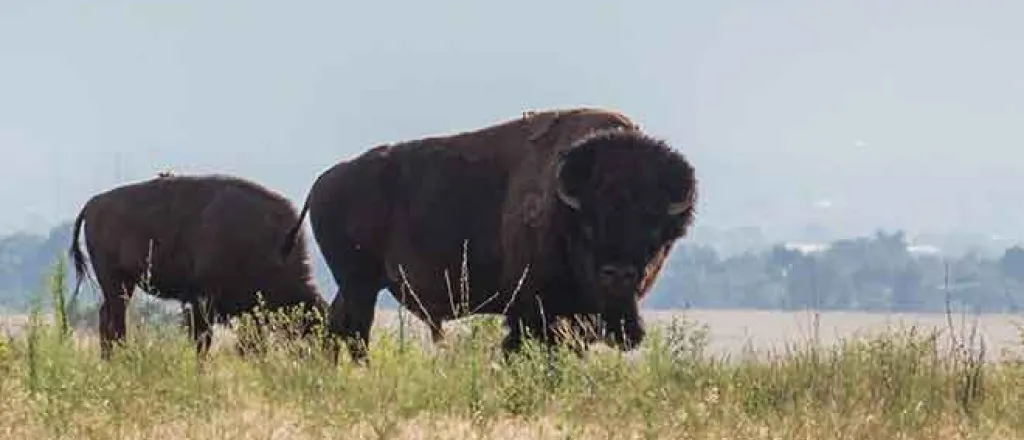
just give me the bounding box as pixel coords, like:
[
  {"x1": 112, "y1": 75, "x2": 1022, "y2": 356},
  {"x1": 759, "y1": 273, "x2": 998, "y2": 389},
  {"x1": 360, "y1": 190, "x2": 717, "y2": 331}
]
[{"x1": 555, "y1": 146, "x2": 596, "y2": 209}]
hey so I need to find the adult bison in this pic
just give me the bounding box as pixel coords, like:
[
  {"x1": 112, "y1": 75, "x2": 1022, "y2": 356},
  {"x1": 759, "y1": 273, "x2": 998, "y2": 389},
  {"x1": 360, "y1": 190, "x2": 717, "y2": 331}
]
[
  {"x1": 282, "y1": 107, "x2": 698, "y2": 362},
  {"x1": 69, "y1": 173, "x2": 328, "y2": 359}
]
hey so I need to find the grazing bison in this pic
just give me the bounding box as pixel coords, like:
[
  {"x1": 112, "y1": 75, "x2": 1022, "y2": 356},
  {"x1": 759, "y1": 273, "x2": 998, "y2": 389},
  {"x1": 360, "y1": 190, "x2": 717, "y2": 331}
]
[
  {"x1": 69, "y1": 174, "x2": 328, "y2": 359},
  {"x1": 282, "y1": 107, "x2": 698, "y2": 362}
]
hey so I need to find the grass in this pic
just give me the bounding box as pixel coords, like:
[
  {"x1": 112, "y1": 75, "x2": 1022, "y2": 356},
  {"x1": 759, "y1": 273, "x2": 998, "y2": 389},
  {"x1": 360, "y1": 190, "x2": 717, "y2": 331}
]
[{"x1": 1, "y1": 261, "x2": 1024, "y2": 439}]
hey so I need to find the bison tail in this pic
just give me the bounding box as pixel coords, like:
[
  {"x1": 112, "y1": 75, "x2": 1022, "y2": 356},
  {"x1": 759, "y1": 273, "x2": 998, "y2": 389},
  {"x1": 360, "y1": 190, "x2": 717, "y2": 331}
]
[
  {"x1": 68, "y1": 201, "x2": 91, "y2": 313},
  {"x1": 280, "y1": 198, "x2": 310, "y2": 259}
]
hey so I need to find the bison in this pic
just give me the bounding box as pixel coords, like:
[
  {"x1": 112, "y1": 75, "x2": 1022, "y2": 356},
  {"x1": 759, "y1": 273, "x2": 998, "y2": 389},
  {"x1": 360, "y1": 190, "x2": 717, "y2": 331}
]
[
  {"x1": 282, "y1": 107, "x2": 698, "y2": 362},
  {"x1": 69, "y1": 173, "x2": 328, "y2": 359}
]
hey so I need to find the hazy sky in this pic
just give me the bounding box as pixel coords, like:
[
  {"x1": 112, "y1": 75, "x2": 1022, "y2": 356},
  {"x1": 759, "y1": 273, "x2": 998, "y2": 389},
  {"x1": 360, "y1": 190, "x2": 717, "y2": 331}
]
[{"x1": 2, "y1": 0, "x2": 1023, "y2": 242}]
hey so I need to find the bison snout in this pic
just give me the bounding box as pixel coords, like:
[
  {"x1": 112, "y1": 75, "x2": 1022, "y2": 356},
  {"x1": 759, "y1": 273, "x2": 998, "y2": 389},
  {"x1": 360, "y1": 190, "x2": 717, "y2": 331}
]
[
  {"x1": 598, "y1": 264, "x2": 639, "y2": 292},
  {"x1": 603, "y1": 313, "x2": 645, "y2": 351}
]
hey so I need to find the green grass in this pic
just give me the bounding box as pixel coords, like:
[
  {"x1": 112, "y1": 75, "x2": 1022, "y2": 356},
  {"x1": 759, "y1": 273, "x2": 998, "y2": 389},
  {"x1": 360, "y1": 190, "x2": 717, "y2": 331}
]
[{"x1": 1, "y1": 261, "x2": 1023, "y2": 439}]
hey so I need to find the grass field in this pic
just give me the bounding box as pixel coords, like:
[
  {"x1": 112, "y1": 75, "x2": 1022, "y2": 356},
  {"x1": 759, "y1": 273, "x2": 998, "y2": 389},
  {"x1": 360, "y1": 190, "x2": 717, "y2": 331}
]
[
  {"x1": 2, "y1": 260, "x2": 1024, "y2": 439},
  {"x1": 2, "y1": 300, "x2": 1024, "y2": 439}
]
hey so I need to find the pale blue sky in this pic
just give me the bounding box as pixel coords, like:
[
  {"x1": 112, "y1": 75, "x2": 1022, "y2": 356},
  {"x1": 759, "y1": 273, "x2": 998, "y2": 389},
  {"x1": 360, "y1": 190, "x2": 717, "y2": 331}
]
[{"x1": 1, "y1": 0, "x2": 1022, "y2": 242}]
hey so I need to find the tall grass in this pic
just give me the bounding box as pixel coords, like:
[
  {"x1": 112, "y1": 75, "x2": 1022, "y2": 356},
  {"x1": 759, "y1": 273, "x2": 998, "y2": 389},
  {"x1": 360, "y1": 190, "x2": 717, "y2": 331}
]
[{"x1": 0, "y1": 260, "x2": 1023, "y2": 439}]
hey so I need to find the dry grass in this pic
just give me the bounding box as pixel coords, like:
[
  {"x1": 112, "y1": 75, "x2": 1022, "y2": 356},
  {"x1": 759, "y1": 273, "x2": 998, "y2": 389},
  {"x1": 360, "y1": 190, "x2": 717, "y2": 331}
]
[
  {"x1": 3, "y1": 301, "x2": 1024, "y2": 440},
  {"x1": 372, "y1": 308, "x2": 1024, "y2": 362},
  {"x1": 3, "y1": 260, "x2": 1024, "y2": 439}
]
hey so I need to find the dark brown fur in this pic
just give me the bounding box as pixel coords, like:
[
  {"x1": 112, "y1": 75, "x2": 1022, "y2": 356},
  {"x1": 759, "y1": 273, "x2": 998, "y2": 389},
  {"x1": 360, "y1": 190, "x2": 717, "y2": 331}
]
[
  {"x1": 283, "y1": 107, "x2": 698, "y2": 362},
  {"x1": 70, "y1": 174, "x2": 327, "y2": 359}
]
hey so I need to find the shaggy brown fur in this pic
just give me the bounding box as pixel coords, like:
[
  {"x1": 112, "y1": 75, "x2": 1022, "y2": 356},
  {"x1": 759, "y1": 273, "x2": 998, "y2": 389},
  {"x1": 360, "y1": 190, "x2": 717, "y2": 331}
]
[
  {"x1": 283, "y1": 107, "x2": 698, "y2": 362},
  {"x1": 70, "y1": 174, "x2": 327, "y2": 359}
]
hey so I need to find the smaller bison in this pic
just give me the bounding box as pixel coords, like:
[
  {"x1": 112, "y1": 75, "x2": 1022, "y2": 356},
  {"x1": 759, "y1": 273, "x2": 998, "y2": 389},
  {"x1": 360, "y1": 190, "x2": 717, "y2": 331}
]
[{"x1": 69, "y1": 173, "x2": 327, "y2": 359}]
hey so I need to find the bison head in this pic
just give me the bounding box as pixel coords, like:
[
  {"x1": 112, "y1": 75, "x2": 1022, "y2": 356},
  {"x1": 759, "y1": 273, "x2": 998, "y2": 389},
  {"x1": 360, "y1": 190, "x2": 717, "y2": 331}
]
[{"x1": 553, "y1": 128, "x2": 697, "y2": 350}]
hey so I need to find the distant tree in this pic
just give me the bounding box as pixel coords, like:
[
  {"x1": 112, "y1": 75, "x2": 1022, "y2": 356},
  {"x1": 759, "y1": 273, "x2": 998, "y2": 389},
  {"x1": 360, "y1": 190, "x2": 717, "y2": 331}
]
[
  {"x1": 891, "y1": 263, "x2": 923, "y2": 312},
  {"x1": 999, "y1": 245, "x2": 1024, "y2": 281}
]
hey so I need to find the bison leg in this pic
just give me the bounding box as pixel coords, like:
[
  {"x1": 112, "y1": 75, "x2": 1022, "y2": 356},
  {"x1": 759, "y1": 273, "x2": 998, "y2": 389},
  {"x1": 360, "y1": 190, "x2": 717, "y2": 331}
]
[
  {"x1": 502, "y1": 298, "x2": 592, "y2": 358},
  {"x1": 317, "y1": 234, "x2": 387, "y2": 364},
  {"x1": 501, "y1": 312, "x2": 547, "y2": 356},
  {"x1": 184, "y1": 298, "x2": 215, "y2": 357},
  {"x1": 98, "y1": 278, "x2": 135, "y2": 360},
  {"x1": 328, "y1": 279, "x2": 382, "y2": 364},
  {"x1": 546, "y1": 315, "x2": 597, "y2": 357}
]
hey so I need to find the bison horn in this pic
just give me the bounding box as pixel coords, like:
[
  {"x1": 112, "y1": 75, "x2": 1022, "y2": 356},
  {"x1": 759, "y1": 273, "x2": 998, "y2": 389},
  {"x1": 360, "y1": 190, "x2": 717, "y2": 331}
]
[
  {"x1": 554, "y1": 158, "x2": 582, "y2": 210},
  {"x1": 667, "y1": 199, "x2": 691, "y2": 216}
]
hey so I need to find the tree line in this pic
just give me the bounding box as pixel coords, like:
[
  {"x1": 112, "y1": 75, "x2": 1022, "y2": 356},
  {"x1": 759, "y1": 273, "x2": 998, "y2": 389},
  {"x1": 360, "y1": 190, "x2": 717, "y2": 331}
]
[
  {"x1": 2, "y1": 222, "x2": 1023, "y2": 314},
  {"x1": 653, "y1": 230, "x2": 1024, "y2": 313}
]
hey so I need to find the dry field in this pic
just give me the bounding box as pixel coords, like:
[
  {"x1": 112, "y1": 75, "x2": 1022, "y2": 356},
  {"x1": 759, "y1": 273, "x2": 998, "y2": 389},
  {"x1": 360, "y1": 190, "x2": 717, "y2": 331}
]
[
  {"x1": 370, "y1": 307, "x2": 1024, "y2": 361},
  {"x1": 9, "y1": 307, "x2": 1021, "y2": 359},
  {"x1": 1, "y1": 306, "x2": 1023, "y2": 439}
]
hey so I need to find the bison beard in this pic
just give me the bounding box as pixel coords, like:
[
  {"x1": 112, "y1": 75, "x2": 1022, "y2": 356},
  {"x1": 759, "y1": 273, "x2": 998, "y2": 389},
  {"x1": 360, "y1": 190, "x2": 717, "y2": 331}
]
[
  {"x1": 69, "y1": 174, "x2": 328, "y2": 360},
  {"x1": 285, "y1": 107, "x2": 698, "y2": 364}
]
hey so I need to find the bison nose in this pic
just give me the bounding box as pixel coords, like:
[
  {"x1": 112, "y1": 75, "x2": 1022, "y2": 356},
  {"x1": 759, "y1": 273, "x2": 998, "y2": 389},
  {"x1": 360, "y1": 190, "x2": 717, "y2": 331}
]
[{"x1": 598, "y1": 264, "x2": 639, "y2": 288}]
